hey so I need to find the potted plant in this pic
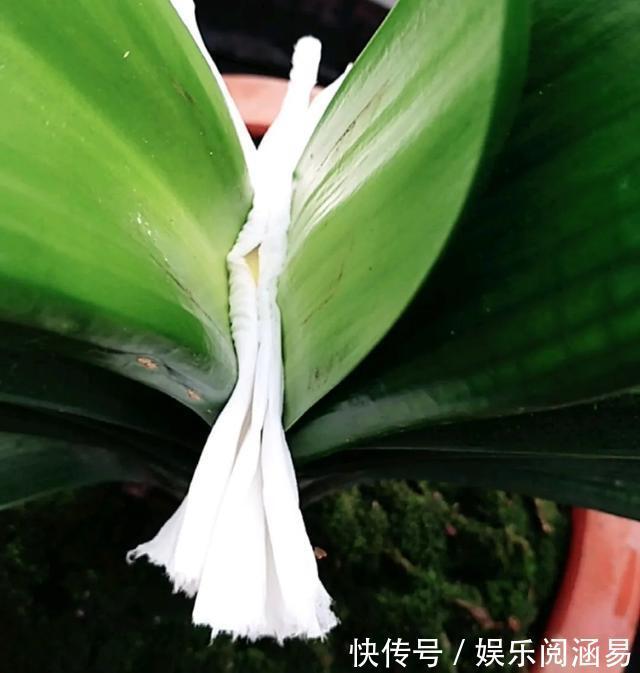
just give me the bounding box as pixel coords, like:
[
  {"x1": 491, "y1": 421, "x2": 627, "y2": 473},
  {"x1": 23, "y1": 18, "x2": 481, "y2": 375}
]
[
  {"x1": 2, "y1": 0, "x2": 640, "y2": 665},
  {"x1": 227, "y1": 72, "x2": 640, "y2": 671}
]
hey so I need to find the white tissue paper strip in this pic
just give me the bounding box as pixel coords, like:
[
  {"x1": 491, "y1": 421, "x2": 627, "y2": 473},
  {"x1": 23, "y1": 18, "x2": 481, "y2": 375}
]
[{"x1": 127, "y1": 0, "x2": 350, "y2": 641}]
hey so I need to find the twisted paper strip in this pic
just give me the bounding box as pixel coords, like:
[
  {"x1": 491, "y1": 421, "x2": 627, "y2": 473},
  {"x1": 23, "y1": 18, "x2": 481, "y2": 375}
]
[{"x1": 128, "y1": 0, "x2": 349, "y2": 641}]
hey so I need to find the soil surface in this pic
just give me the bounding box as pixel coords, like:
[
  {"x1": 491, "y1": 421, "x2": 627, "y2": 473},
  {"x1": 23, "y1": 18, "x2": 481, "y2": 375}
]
[{"x1": 0, "y1": 481, "x2": 569, "y2": 672}]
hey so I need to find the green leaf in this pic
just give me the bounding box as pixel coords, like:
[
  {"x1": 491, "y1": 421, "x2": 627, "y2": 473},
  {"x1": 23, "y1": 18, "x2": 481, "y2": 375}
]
[
  {"x1": 0, "y1": 322, "x2": 207, "y2": 449},
  {"x1": 0, "y1": 0, "x2": 251, "y2": 420},
  {"x1": 297, "y1": 393, "x2": 640, "y2": 518},
  {"x1": 0, "y1": 404, "x2": 158, "y2": 508},
  {"x1": 289, "y1": 0, "x2": 640, "y2": 459},
  {"x1": 280, "y1": 0, "x2": 530, "y2": 425}
]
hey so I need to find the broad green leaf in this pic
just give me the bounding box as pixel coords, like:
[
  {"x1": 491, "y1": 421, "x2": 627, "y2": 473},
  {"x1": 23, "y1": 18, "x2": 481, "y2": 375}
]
[
  {"x1": 0, "y1": 434, "x2": 141, "y2": 508},
  {"x1": 302, "y1": 452, "x2": 640, "y2": 519},
  {"x1": 4, "y1": 392, "x2": 639, "y2": 516},
  {"x1": 297, "y1": 394, "x2": 640, "y2": 518},
  {"x1": 0, "y1": 322, "x2": 207, "y2": 448},
  {"x1": 280, "y1": 0, "x2": 530, "y2": 425},
  {"x1": 0, "y1": 404, "x2": 157, "y2": 508},
  {"x1": 0, "y1": 0, "x2": 250, "y2": 420},
  {"x1": 289, "y1": 0, "x2": 640, "y2": 459}
]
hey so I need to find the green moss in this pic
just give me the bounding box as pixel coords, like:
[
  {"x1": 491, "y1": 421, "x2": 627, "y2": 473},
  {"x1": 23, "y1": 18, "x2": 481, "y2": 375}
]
[{"x1": 0, "y1": 481, "x2": 569, "y2": 672}]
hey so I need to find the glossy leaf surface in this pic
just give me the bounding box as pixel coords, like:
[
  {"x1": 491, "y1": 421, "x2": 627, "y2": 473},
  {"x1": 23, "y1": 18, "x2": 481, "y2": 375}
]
[
  {"x1": 289, "y1": 0, "x2": 640, "y2": 459},
  {"x1": 0, "y1": 0, "x2": 251, "y2": 419},
  {"x1": 279, "y1": 0, "x2": 529, "y2": 425},
  {"x1": 298, "y1": 393, "x2": 640, "y2": 519}
]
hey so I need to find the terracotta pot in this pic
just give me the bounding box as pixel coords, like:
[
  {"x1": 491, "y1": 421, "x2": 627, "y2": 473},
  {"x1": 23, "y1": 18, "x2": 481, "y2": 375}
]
[
  {"x1": 222, "y1": 73, "x2": 640, "y2": 671},
  {"x1": 223, "y1": 74, "x2": 321, "y2": 139},
  {"x1": 532, "y1": 509, "x2": 640, "y2": 672}
]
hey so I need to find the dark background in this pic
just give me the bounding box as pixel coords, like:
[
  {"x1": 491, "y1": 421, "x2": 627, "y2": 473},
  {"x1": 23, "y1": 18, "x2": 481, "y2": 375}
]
[{"x1": 194, "y1": 0, "x2": 386, "y2": 82}]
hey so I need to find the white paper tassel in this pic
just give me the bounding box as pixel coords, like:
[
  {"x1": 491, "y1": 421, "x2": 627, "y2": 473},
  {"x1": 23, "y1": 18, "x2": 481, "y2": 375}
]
[{"x1": 128, "y1": 1, "x2": 350, "y2": 641}]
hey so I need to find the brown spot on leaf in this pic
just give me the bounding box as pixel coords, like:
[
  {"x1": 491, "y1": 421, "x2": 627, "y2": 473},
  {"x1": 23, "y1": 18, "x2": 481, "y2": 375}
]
[
  {"x1": 136, "y1": 356, "x2": 158, "y2": 370},
  {"x1": 172, "y1": 80, "x2": 195, "y2": 105}
]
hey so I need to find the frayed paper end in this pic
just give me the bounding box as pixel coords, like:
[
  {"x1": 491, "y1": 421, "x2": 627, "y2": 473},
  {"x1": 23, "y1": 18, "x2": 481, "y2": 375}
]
[
  {"x1": 196, "y1": 589, "x2": 339, "y2": 644},
  {"x1": 126, "y1": 545, "x2": 199, "y2": 599}
]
